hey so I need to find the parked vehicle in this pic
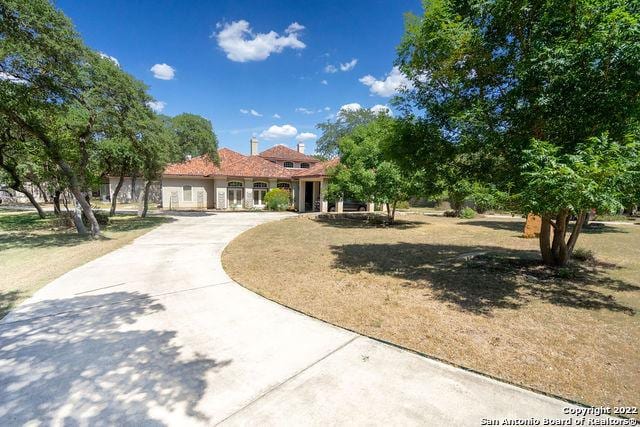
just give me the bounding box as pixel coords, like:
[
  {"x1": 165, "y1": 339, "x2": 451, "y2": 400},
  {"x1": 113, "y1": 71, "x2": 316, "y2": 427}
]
[{"x1": 328, "y1": 199, "x2": 367, "y2": 212}]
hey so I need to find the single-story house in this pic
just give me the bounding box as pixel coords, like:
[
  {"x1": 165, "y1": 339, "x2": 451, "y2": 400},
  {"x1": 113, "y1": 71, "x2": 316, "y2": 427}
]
[{"x1": 111, "y1": 138, "x2": 361, "y2": 213}]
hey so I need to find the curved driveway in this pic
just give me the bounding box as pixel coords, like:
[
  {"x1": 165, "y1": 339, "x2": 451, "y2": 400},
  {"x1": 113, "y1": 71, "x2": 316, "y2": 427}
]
[{"x1": 1, "y1": 212, "x2": 586, "y2": 425}]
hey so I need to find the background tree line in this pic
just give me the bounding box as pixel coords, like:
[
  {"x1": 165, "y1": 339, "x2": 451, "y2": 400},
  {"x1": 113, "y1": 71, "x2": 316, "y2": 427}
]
[
  {"x1": 0, "y1": 0, "x2": 218, "y2": 237},
  {"x1": 320, "y1": 0, "x2": 639, "y2": 266}
]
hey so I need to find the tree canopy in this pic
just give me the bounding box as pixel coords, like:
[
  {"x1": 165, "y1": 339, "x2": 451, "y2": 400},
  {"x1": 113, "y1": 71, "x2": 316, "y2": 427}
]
[{"x1": 395, "y1": 0, "x2": 640, "y2": 265}]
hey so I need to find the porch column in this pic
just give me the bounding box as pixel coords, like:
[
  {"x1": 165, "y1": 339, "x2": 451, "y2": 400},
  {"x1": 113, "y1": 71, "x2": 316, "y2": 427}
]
[
  {"x1": 244, "y1": 178, "x2": 253, "y2": 209},
  {"x1": 367, "y1": 202, "x2": 375, "y2": 212},
  {"x1": 298, "y1": 180, "x2": 305, "y2": 212},
  {"x1": 337, "y1": 198, "x2": 344, "y2": 213},
  {"x1": 320, "y1": 179, "x2": 328, "y2": 213}
]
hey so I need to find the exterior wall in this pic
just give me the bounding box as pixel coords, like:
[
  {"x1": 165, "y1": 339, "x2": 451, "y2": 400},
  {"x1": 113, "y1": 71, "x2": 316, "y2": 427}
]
[
  {"x1": 161, "y1": 177, "x2": 213, "y2": 210},
  {"x1": 109, "y1": 177, "x2": 161, "y2": 204},
  {"x1": 214, "y1": 178, "x2": 227, "y2": 209}
]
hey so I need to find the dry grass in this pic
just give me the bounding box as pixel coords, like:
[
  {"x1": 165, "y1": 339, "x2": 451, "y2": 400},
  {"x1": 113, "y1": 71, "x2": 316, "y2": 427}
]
[
  {"x1": 223, "y1": 214, "x2": 640, "y2": 409},
  {"x1": 0, "y1": 212, "x2": 170, "y2": 318}
]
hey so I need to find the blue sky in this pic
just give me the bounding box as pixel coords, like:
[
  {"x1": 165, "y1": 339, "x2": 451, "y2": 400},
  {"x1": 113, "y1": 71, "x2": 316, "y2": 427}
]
[{"x1": 55, "y1": 0, "x2": 422, "y2": 155}]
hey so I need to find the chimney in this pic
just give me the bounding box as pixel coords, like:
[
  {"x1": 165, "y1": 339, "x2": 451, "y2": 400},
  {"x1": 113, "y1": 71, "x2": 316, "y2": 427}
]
[
  {"x1": 250, "y1": 137, "x2": 259, "y2": 156},
  {"x1": 297, "y1": 142, "x2": 305, "y2": 154}
]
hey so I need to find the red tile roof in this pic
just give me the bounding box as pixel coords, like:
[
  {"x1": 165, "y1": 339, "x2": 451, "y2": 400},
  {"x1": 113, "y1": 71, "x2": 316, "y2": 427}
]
[
  {"x1": 163, "y1": 148, "x2": 293, "y2": 179},
  {"x1": 259, "y1": 145, "x2": 318, "y2": 163},
  {"x1": 293, "y1": 157, "x2": 340, "y2": 178}
]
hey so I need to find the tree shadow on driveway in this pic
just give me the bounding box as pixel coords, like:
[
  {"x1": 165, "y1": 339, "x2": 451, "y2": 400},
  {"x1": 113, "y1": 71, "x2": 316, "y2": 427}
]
[
  {"x1": 0, "y1": 291, "x2": 231, "y2": 425},
  {"x1": 330, "y1": 243, "x2": 638, "y2": 316}
]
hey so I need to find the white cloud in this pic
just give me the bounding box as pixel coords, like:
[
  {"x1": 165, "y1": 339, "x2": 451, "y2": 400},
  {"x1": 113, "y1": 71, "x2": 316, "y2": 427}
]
[
  {"x1": 260, "y1": 124, "x2": 298, "y2": 139},
  {"x1": 240, "y1": 109, "x2": 249, "y2": 114},
  {"x1": 295, "y1": 107, "x2": 314, "y2": 115},
  {"x1": 285, "y1": 22, "x2": 305, "y2": 33},
  {"x1": 324, "y1": 64, "x2": 337, "y2": 73},
  {"x1": 339, "y1": 103, "x2": 362, "y2": 113},
  {"x1": 324, "y1": 106, "x2": 331, "y2": 111},
  {"x1": 150, "y1": 63, "x2": 175, "y2": 80},
  {"x1": 250, "y1": 109, "x2": 262, "y2": 117},
  {"x1": 359, "y1": 66, "x2": 412, "y2": 97},
  {"x1": 147, "y1": 100, "x2": 166, "y2": 112},
  {"x1": 370, "y1": 104, "x2": 393, "y2": 116},
  {"x1": 215, "y1": 20, "x2": 306, "y2": 62},
  {"x1": 339, "y1": 58, "x2": 358, "y2": 71},
  {"x1": 296, "y1": 132, "x2": 317, "y2": 142},
  {"x1": 273, "y1": 113, "x2": 281, "y2": 118},
  {"x1": 320, "y1": 79, "x2": 328, "y2": 85},
  {"x1": 98, "y1": 52, "x2": 119, "y2": 67}
]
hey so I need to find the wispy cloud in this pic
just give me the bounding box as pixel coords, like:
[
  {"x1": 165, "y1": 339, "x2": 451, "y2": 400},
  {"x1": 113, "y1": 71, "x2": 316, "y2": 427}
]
[{"x1": 359, "y1": 66, "x2": 412, "y2": 97}]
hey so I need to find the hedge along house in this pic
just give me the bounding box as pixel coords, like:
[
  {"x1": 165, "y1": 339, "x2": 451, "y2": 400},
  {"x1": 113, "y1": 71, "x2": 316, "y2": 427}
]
[{"x1": 160, "y1": 138, "x2": 342, "y2": 212}]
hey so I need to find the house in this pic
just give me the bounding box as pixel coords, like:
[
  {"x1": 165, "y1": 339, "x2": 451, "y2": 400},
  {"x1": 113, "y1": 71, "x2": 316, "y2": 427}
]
[{"x1": 155, "y1": 138, "x2": 353, "y2": 212}]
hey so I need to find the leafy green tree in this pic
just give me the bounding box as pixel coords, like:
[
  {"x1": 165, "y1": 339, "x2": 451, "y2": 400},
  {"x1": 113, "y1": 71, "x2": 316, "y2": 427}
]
[
  {"x1": 396, "y1": 0, "x2": 640, "y2": 265},
  {"x1": 315, "y1": 108, "x2": 380, "y2": 158},
  {"x1": 521, "y1": 136, "x2": 637, "y2": 265},
  {"x1": 166, "y1": 113, "x2": 219, "y2": 163},
  {"x1": 0, "y1": 0, "x2": 105, "y2": 235},
  {"x1": 327, "y1": 116, "x2": 426, "y2": 223}
]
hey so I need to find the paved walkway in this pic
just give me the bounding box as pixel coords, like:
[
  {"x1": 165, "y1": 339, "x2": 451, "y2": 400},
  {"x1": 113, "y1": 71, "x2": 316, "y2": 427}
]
[{"x1": 0, "y1": 212, "x2": 589, "y2": 426}]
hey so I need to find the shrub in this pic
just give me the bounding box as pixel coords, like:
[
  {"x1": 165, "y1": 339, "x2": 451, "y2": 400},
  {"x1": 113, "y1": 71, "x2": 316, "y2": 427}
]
[
  {"x1": 459, "y1": 207, "x2": 476, "y2": 219},
  {"x1": 395, "y1": 200, "x2": 410, "y2": 209},
  {"x1": 572, "y1": 248, "x2": 595, "y2": 262},
  {"x1": 81, "y1": 209, "x2": 110, "y2": 226},
  {"x1": 263, "y1": 188, "x2": 290, "y2": 211}
]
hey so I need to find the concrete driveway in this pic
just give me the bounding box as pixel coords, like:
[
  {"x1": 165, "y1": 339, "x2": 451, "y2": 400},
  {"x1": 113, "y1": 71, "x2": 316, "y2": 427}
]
[{"x1": 0, "y1": 212, "x2": 589, "y2": 426}]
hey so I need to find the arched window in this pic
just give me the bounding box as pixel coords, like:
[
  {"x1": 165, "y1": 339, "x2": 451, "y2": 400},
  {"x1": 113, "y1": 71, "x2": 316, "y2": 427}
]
[
  {"x1": 277, "y1": 182, "x2": 290, "y2": 189},
  {"x1": 300, "y1": 162, "x2": 310, "y2": 169},
  {"x1": 183, "y1": 185, "x2": 192, "y2": 202},
  {"x1": 283, "y1": 161, "x2": 294, "y2": 168},
  {"x1": 227, "y1": 181, "x2": 243, "y2": 187},
  {"x1": 253, "y1": 182, "x2": 268, "y2": 188}
]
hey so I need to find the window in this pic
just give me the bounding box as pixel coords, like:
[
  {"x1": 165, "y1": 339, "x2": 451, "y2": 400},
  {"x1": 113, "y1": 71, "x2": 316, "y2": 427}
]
[
  {"x1": 253, "y1": 182, "x2": 268, "y2": 188},
  {"x1": 283, "y1": 161, "x2": 294, "y2": 168},
  {"x1": 183, "y1": 185, "x2": 192, "y2": 202},
  {"x1": 277, "y1": 182, "x2": 290, "y2": 189},
  {"x1": 300, "y1": 162, "x2": 310, "y2": 169},
  {"x1": 227, "y1": 181, "x2": 243, "y2": 187}
]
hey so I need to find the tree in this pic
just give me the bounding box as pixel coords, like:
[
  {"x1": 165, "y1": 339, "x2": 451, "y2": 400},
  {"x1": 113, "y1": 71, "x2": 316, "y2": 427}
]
[
  {"x1": 327, "y1": 116, "x2": 426, "y2": 223},
  {"x1": 166, "y1": 113, "x2": 219, "y2": 163},
  {"x1": 521, "y1": 136, "x2": 637, "y2": 265},
  {"x1": 315, "y1": 108, "x2": 380, "y2": 158},
  {"x1": 97, "y1": 137, "x2": 141, "y2": 216},
  {"x1": 396, "y1": 0, "x2": 640, "y2": 265},
  {"x1": 0, "y1": 0, "x2": 103, "y2": 236}
]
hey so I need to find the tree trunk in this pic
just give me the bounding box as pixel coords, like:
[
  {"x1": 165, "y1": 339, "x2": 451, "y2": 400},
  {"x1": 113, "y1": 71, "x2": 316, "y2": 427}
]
[
  {"x1": 138, "y1": 180, "x2": 152, "y2": 218},
  {"x1": 110, "y1": 173, "x2": 124, "y2": 216},
  {"x1": 539, "y1": 215, "x2": 553, "y2": 265},
  {"x1": 72, "y1": 199, "x2": 87, "y2": 235},
  {"x1": 130, "y1": 174, "x2": 137, "y2": 202},
  {"x1": 18, "y1": 184, "x2": 46, "y2": 219},
  {"x1": 53, "y1": 190, "x2": 62, "y2": 215},
  {"x1": 539, "y1": 210, "x2": 587, "y2": 267},
  {"x1": 390, "y1": 200, "x2": 397, "y2": 224},
  {"x1": 35, "y1": 182, "x2": 49, "y2": 203}
]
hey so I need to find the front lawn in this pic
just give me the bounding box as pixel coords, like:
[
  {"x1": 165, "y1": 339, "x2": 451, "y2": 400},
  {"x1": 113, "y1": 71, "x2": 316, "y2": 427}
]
[
  {"x1": 0, "y1": 212, "x2": 170, "y2": 318},
  {"x1": 222, "y1": 214, "x2": 640, "y2": 409}
]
